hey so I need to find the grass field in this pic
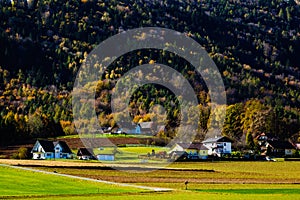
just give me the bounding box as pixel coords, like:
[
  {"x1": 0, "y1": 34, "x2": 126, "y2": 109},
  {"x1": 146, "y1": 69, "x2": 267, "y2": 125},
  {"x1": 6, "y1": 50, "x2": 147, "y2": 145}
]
[
  {"x1": 28, "y1": 161, "x2": 300, "y2": 185},
  {"x1": 0, "y1": 165, "x2": 146, "y2": 198},
  {"x1": 15, "y1": 186, "x2": 300, "y2": 200},
  {"x1": 94, "y1": 146, "x2": 169, "y2": 154},
  {"x1": 1, "y1": 161, "x2": 300, "y2": 199},
  {"x1": 93, "y1": 146, "x2": 169, "y2": 163}
]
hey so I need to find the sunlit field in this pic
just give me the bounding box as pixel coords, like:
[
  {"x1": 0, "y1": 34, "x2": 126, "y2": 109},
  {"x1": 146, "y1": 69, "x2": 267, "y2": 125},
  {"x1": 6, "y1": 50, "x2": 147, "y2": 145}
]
[
  {"x1": 0, "y1": 166, "x2": 146, "y2": 198},
  {"x1": 1, "y1": 160, "x2": 299, "y2": 199}
]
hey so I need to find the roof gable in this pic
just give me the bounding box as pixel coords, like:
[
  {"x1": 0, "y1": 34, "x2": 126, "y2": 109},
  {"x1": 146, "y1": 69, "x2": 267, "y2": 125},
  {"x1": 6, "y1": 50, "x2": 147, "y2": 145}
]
[
  {"x1": 139, "y1": 122, "x2": 153, "y2": 129},
  {"x1": 37, "y1": 140, "x2": 55, "y2": 152},
  {"x1": 32, "y1": 140, "x2": 72, "y2": 154},
  {"x1": 176, "y1": 143, "x2": 208, "y2": 150},
  {"x1": 77, "y1": 148, "x2": 94, "y2": 156},
  {"x1": 54, "y1": 141, "x2": 72, "y2": 154},
  {"x1": 199, "y1": 145, "x2": 209, "y2": 150},
  {"x1": 202, "y1": 136, "x2": 233, "y2": 143}
]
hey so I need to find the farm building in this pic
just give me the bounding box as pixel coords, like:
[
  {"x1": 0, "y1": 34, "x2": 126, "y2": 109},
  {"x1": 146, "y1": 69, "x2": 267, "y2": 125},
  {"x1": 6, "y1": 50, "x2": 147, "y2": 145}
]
[
  {"x1": 169, "y1": 151, "x2": 188, "y2": 160},
  {"x1": 170, "y1": 143, "x2": 209, "y2": 159},
  {"x1": 266, "y1": 140, "x2": 295, "y2": 157},
  {"x1": 256, "y1": 133, "x2": 296, "y2": 157},
  {"x1": 77, "y1": 148, "x2": 95, "y2": 160},
  {"x1": 202, "y1": 136, "x2": 233, "y2": 157},
  {"x1": 116, "y1": 122, "x2": 165, "y2": 135},
  {"x1": 31, "y1": 140, "x2": 73, "y2": 159},
  {"x1": 138, "y1": 122, "x2": 166, "y2": 135},
  {"x1": 97, "y1": 154, "x2": 115, "y2": 161}
]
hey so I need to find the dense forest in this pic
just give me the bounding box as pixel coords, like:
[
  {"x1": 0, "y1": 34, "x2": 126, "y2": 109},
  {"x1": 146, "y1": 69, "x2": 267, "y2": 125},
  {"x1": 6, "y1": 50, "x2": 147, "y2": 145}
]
[{"x1": 0, "y1": 0, "x2": 300, "y2": 148}]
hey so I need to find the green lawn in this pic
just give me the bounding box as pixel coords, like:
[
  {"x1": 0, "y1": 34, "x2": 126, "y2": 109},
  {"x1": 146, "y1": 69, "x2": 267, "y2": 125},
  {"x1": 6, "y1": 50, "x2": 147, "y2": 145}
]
[
  {"x1": 16, "y1": 188, "x2": 300, "y2": 200},
  {"x1": 0, "y1": 166, "x2": 145, "y2": 197},
  {"x1": 93, "y1": 146, "x2": 169, "y2": 163},
  {"x1": 118, "y1": 146, "x2": 169, "y2": 154}
]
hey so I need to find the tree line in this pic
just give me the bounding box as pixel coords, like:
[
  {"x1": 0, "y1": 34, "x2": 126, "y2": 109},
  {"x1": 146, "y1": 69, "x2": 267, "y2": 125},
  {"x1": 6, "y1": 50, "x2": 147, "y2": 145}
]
[{"x1": 0, "y1": 0, "x2": 300, "y2": 146}]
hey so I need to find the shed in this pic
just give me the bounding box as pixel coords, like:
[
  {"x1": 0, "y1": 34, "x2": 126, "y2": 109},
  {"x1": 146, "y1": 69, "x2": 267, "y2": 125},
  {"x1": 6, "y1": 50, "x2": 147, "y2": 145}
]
[
  {"x1": 97, "y1": 154, "x2": 115, "y2": 161},
  {"x1": 77, "y1": 148, "x2": 95, "y2": 160},
  {"x1": 266, "y1": 140, "x2": 295, "y2": 157}
]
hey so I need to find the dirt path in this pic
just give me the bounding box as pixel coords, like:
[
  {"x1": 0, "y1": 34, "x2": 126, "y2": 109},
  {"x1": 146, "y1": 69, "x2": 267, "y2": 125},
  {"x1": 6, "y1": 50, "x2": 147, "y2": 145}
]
[
  {"x1": 0, "y1": 163, "x2": 173, "y2": 192},
  {"x1": 0, "y1": 159, "x2": 109, "y2": 167},
  {"x1": 0, "y1": 159, "x2": 209, "y2": 172}
]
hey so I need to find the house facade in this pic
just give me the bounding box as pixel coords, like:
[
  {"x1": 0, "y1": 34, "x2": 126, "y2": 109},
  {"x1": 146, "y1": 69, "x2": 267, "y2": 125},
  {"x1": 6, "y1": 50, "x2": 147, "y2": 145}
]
[
  {"x1": 202, "y1": 136, "x2": 232, "y2": 157},
  {"x1": 31, "y1": 140, "x2": 73, "y2": 159},
  {"x1": 256, "y1": 133, "x2": 296, "y2": 157},
  {"x1": 266, "y1": 140, "x2": 295, "y2": 157},
  {"x1": 170, "y1": 143, "x2": 209, "y2": 159}
]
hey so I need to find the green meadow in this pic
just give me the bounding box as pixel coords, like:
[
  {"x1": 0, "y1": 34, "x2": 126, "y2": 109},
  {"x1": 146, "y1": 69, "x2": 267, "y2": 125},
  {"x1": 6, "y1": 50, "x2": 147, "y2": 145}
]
[
  {"x1": 93, "y1": 146, "x2": 169, "y2": 163},
  {"x1": 15, "y1": 187, "x2": 300, "y2": 200},
  {"x1": 0, "y1": 166, "x2": 145, "y2": 198}
]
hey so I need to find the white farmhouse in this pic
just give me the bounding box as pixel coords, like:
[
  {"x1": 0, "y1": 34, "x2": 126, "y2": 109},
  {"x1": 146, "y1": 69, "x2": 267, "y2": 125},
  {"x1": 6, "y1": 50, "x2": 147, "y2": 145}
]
[
  {"x1": 31, "y1": 140, "x2": 73, "y2": 159},
  {"x1": 202, "y1": 136, "x2": 233, "y2": 157}
]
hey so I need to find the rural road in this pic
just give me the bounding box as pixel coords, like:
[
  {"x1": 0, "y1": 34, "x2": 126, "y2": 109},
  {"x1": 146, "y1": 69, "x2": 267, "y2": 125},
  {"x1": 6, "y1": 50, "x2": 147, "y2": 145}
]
[{"x1": 0, "y1": 164, "x2": 173, "y2": 192}]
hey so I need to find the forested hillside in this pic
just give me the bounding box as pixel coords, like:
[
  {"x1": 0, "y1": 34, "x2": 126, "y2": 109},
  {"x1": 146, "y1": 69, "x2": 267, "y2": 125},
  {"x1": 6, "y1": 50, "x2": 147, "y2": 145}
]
[{"x1": 0, "y1": 0, "x2": 300, "y2": 147}]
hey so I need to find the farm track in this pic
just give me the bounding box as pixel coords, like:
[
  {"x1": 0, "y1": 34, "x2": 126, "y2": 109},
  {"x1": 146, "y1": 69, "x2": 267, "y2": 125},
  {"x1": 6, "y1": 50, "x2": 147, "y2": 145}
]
[{"x1": 0, "y1": 159, "x2": 214, "y2": 172}]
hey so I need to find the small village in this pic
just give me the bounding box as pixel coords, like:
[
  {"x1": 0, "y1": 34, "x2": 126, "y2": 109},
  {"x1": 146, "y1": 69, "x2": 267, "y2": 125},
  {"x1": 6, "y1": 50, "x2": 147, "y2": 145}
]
[
  {"x1": 1, "y1": 0, "x2": 300, "y2": 199},
  {"x1": 30, "y1": 123, "x2": 300, "y2": 163}
]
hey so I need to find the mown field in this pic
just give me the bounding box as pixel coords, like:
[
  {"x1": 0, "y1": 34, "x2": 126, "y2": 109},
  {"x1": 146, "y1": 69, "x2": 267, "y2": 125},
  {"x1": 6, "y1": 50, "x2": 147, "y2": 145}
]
[
  {"x1": 0, "y1": 165, "x2": 146, "y2": 198},
  {"x1": 15, "y1": 186, "x2": 300, "y2": 200},
  {"x1": 31, "y1": 161, "x2": 300, "y2": 185},
  {"x1": 1, "y1": 160, "x2": 299, "y2": 199}
]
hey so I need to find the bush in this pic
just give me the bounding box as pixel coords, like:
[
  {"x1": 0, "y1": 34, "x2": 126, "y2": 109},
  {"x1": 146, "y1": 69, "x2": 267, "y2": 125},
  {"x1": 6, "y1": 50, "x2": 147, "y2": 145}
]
[
  {"x1": 295, "y1": 150, "x2": 300, "y2": 158},
  {"x1": 231, "y1": 151, "x2": 242, "y2": 158},
  {"x1": 11, "y1": 147, "x2": 30, "y2": 159}
]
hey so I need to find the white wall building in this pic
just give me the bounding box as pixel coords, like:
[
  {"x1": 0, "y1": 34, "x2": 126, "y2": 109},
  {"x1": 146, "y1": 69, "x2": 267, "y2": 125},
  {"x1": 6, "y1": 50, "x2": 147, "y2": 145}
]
[{"x1": 202, "y1": 136, "x2": 232, "y2": 157}]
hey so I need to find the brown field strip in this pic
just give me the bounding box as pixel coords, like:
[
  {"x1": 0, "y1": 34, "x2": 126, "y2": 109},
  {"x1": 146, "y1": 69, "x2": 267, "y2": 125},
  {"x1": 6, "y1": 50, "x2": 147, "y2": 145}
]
[{"x1": 2, "y1": 159, "x2": 299, "y2": 186}]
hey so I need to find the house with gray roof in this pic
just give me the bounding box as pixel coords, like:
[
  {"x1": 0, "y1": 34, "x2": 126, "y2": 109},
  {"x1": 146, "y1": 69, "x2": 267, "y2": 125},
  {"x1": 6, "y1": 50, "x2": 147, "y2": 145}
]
[
  {"x1": 170, "y1": 143, "x2": 209, "y2": 159},
  {"x1": 202, "y1": 136, "x2": 233, "y2": 157},
  {"x1": 117, "y1": 122, "x2": 165, "y2": 135},
  {"x1": 31, "y1": 140, "x2": 73, "y2": 159},
  {"x1": 77, "y1": 148, "x2": 95, "y2": 160}
]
